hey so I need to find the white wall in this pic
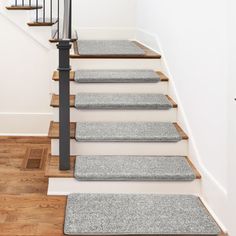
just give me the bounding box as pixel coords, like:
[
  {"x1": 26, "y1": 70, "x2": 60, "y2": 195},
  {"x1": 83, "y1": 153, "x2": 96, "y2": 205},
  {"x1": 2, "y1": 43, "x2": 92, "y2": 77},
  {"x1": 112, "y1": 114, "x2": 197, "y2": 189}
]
[
  {"x1": 227, "y1": 0, "x2": 236, "y2": 235},
  {"x1": 72, "y1": 0, "x2": 137, "y2": 39},
  {"x1": 0, "y1": 0, "x2": 137, "y2": 136},
  {"x1": 0, "y1": 13, "x2": 56, "y2": 135},
  {"x1": 135, "y1": 0, "x2": 229, "y2": 230}
]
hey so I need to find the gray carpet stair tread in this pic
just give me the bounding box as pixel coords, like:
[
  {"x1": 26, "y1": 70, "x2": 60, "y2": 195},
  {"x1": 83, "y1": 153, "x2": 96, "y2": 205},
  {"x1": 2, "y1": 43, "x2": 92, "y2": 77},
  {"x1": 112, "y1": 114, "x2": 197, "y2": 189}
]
[
  {"x1": 75, "y1": 122, "x2": 182, "y2": 142},
  {"x1": 74, "y1": 70, "x2": 160, "y2": 83},
  {"x1": 78, "y1": 40, "x2": 145, "y2": 56},
  {"x1": 74, "y1": 155, "x2": 196, "y2": 181},
  {"x1": 75, "y1": 93, "x2": 172, "y2": 110},
  {"x1": 64, "y1": 193, "x2": 221, "y2": 235}
]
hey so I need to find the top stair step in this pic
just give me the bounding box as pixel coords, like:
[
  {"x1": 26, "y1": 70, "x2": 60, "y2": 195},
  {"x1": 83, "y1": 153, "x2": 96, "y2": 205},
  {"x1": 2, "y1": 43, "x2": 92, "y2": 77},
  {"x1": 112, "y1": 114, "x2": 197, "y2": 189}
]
[{"x1": 71, "y1": 40, "x2": 161, "y2": 59}]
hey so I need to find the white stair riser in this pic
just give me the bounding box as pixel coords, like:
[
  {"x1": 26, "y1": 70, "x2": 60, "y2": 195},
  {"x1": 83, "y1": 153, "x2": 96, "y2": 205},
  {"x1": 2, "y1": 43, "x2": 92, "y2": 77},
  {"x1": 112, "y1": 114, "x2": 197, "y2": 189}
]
[
  {"x1": 70, "y1": 59, "x2": 161, "y2": 70},
  {"x1": 52, "y1": 82, "x2": 168, "y2": 94},
  {"x1": 51, "y1": 140, "x2": 188, "y2": 156},
  {"x1": 48, "y1": 178, "x2": 200, "y2": 196},
  {"x1": 53, "y1": 109, "x2": 177, "y2": 122}
]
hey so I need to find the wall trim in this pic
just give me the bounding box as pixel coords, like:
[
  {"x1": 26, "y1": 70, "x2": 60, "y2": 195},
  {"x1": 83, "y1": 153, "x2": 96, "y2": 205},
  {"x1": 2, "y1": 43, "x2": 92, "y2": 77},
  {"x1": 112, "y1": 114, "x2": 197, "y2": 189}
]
[{"x1": 135, "y1": 28, "x2": 228, "y2": 230}]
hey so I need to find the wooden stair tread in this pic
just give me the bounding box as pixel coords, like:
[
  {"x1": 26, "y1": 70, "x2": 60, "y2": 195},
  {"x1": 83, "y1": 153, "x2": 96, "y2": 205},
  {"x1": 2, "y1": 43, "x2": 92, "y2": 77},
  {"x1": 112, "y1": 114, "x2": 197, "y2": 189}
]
[
  {"x1": 70, "y1": 41, "x2": 161, "y2": 59},
  {"x1": 50, "y1": 94, "x2": 177, "y2": 108},
  {"x1": 48, "y1": 121, "x2": 188, "y2": 140},
  {"x1": 6, "y1": 6, "x2": 42, "y2": 10},
  {"x1": 45, "y1": 155, "x2": 201, "y2": 179},
  {"x1": 173, "y1": 123, "x2": 188, "y2": 139},
  {"x1": 52, "y1": 71, "x2": 168, "y2": 82},
  {"x1": 45, "y1": 155, "x2": 75, "y2": 177},
  {"x1": 27, "y1": 22, "x2": 56, "y2": 27},
  {"x1": 50, "y1": 95, "x2": 75, "y2": 107},
  {"x1": 48, "y1": 121, "x2": 76, "y2": 139}
]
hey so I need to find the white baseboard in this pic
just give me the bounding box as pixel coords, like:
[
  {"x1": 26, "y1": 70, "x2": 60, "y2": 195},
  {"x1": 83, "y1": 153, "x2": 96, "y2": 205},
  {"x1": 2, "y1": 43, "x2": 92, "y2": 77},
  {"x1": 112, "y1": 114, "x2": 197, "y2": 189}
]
[
  {"x1": 0, "y1": 112, "x2": 52, "y2": 136},
  {"x1": 135, "y1": 28, "x2": 228, "y2": 230}
]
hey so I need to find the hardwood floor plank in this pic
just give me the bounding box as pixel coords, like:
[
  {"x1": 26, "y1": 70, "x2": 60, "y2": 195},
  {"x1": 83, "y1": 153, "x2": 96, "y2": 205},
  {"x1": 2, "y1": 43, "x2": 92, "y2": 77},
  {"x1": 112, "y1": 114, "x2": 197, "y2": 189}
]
[{"x1": 0, "y1": 137, "x2": 66, "y2": 235}]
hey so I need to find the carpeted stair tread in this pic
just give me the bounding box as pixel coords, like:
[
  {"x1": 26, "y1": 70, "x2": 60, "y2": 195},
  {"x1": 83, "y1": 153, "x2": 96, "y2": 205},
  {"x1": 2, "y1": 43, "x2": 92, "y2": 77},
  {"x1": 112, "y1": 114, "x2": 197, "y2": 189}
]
[
  {"x1": 75, "y1": 122, "x2": 182, "y2": 142},
  {"x1": 74, "y1": 69, "x2": 160, "y2": 83},
  {"x1": 64, "y1": 193, "x2": 221, "y2": 235},
  {"x1": 75, "y1": 93, "x2": 172, "y2": 110},
  {"x1": 77, "y1": 40, "x2": 145, "y2": 56},
  {"x1": 74, "y1": 155, "x2": 196, "y2": 181}
]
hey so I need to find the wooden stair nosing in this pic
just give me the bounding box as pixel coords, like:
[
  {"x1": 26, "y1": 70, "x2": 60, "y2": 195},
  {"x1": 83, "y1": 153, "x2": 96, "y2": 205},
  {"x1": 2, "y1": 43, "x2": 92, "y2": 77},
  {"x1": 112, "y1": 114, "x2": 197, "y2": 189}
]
[
  {"x1": 48, "y1": 121, "x2": 188, "y2": 140},
  {"x1": 50, "y1": 94, "x2": 177, "y2": 108},
  {"x1": 6, "y1": 6, "x2": 42, "y2": 10},
  {"x1": 27, "y1": 22, "x2": 56, "y2": 27},
  {"x1": 52, "y1": 71, "x2": 168, "y2": 82},
  {"x1": 70, "y1": 40, "x2": 161, "y2": 59},
  {"x1": 199, "y1": 198, "x2": 227, "y2": 236},
  {"x1": 45, "y1": 155, "x2": 201, "y2": 179}
]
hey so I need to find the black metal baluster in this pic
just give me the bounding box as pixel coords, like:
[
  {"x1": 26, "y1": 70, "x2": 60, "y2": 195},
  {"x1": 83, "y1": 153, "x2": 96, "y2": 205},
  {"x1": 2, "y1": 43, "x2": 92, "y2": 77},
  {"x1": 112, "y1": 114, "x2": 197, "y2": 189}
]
[
  {"x1": 50, "y1": 0, "x2": 52, "y2": 23},
  {"x1": 57, "y1": 0, "x2": 59, "y2": 39},
  {"x1": 15, "y1": 0, "x2": 17, "y2": 6},
  {"x1": 22, "y1": 0, "x2": 24, "y2": 6},
  {"x1": 29, "y1": 0, "x2": 31, "y2": 7},
  {"x1": 57, "y1": 40, "x2": 71, "y2": 170},
  {"x1": 36, "y1": 0, "x2": 38, "y2": 22},
  {"x1": 43, "y1": 0, "x2": 45, "y2": 23},
  {"x1": 69, "y1": 0, "x2": 72, "y2": 39}
]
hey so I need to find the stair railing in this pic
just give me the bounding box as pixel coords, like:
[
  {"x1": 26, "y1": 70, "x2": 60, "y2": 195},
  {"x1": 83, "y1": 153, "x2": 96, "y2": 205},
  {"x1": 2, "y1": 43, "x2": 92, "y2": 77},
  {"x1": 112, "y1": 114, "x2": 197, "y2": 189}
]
[
  {"x1": 10, "y1": 0, "x2": 73, "y2": 170},
  {"x1": 57, "y1": 0, "x2": 73, "y2": 170}
]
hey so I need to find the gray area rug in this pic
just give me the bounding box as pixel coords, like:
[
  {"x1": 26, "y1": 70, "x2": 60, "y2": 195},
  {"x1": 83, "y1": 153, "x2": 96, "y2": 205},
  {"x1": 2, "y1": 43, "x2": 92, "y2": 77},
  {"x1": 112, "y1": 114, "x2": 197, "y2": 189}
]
[
  {"x1": 74, "y1": 70, "x2": 160, "y2": 83},
  {"x1": 77, "y1": 40, "x2": 145, "y2": 56},
  {"x1": 74, "y1": 155, "x2": 196, "y2": 181},
  {"x1": 64, "y1": 193, "x2": 221, "y2": 235},
  {"x1": 75, "y1": 93, "x2": 172, "y2": 110},
  {"x1": 75, "y1": 122, "x2": 181, "y2": 142}
]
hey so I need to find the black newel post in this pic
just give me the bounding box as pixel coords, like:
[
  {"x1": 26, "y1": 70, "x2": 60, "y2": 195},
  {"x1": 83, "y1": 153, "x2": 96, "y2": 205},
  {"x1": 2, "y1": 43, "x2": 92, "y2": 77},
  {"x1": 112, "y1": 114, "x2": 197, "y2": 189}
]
[{"x1": 57, "y1": 40, "x2": 71, "y2": 170}]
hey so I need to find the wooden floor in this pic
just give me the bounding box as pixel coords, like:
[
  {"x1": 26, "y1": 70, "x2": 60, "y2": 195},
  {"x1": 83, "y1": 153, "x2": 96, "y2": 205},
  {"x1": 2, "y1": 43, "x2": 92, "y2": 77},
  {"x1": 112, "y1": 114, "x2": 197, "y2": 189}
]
[{"x1": 0, "y1": 137, "x2": 66, "y2": 236}]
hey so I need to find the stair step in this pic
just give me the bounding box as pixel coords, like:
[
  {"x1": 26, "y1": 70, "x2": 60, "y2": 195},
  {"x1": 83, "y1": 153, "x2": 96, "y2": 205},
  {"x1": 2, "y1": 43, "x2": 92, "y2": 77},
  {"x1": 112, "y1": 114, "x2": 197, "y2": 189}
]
[
  {"x1": 71, "y1": 41, "x2": 161, "y2": 59},
  {"x1": 75, "y1": 122, "x2": 186, "y2": 142},
  {"x1": 6, "y1": 5, "x2": 42, "y2": 10},
  {"x1": 64, "y1": 193, "x2": 221, "y2": 235},
  {"x1": 52, "y1": 70, "x2": 168, "y2": 83},
  {"x1": 27, "y1": 18, "x2": 57, "y2": 26},
  {"x1": 51, "y1": 94, "x2": 177, "y2": 110},
  {"x1": 74, "y1": 69, "x2": 161, "y2": 83},
  {"x1": 45, "y1": 155, "x2": 201, "y2": 179},
  {"x1": 75, "y1": 155, "x2": 199, "y2": 181},
  {"x1": 48, "y1": 122, "x2": 188, "y2": 141},
  {"x1": 75, "y1": 93, "x2": 174, "y2": 110}
]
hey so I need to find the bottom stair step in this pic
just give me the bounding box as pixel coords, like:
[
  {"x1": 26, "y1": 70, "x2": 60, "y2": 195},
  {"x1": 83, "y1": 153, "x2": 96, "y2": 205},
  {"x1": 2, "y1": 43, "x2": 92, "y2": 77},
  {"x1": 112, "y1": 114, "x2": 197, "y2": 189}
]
[
  {"x1": 64, "y1": 193, "x2": 221, "y2": 235},
  {"x1": 75, "y1": 155, "x2": 198, "y2": 181}
]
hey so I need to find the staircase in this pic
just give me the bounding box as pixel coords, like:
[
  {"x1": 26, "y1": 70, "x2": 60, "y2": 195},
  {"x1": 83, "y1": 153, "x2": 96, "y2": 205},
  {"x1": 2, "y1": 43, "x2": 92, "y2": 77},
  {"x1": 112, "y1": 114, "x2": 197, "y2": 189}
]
[{"x1": 5, "y1": 1, "x2": 225, "y2": 235}]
